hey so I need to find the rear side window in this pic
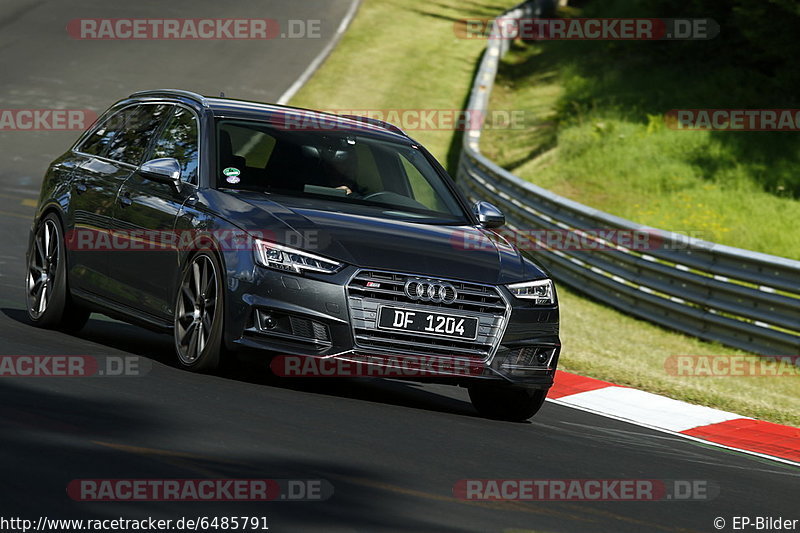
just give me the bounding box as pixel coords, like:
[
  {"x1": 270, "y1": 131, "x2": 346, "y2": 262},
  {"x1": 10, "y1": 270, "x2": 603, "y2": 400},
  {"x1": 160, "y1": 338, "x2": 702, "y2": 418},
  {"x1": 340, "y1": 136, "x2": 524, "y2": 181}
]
[
  {"x1": 78, "y1": 110, "x2": 127, "y2": 157},
  {"x1": 151, "y1": 107, "x2": 200, "y2": 182},
  {"x1": 105, "y1": 104, "x2": 170, "y2": 165}
]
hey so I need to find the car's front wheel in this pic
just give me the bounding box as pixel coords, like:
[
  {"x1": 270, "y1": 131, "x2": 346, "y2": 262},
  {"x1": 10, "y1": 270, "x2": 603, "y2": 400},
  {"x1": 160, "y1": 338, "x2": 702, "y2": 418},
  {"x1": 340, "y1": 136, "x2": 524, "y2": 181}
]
[
  {"x1": 468, "y1": 384, "x2": 547, "y2": 421},
  {"x1": 26, "y1": 213, "x2": 90, "y2": 331},
  {"x1": 174, "y1": 251, "x2": 225, "y2": 372}
]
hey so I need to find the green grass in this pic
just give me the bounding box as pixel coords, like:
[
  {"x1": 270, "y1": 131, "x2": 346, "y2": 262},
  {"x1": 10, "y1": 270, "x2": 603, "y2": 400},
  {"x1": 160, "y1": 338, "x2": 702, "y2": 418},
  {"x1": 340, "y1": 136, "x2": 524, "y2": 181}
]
[
  {"x1": 290, "y1": 0, "x2": 800, "y2": 426},
  {"x1": 558, "y1": 288, "x2": 799, "y2": 427},
  {"x1": 292, "y1": 0, "x2": 512, "y2": 164},
  {"x1": 482, "y1": 38, "x2": 800, "y2": 260}
]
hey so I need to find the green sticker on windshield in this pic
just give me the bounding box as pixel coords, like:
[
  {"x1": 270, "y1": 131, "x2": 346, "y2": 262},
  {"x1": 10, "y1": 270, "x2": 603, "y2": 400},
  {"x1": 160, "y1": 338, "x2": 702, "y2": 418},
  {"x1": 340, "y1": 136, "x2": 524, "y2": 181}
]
[{"x1": 223, "y1": 167, "x2": 240, "y2": 177}]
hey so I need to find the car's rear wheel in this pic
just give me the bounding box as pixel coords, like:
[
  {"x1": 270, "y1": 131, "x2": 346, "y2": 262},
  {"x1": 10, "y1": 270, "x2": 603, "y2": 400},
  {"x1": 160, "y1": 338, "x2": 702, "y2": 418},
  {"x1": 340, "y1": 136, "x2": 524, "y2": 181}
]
[
  {"x1": 468, "y1": 384, "x2": 547, "y2": 421},
  {"x1": 174, "y1": 251, "x2": 224, "y2": 372},
  {"x1": 26, "y1": 213, "x2": 90, "y2": 332}
]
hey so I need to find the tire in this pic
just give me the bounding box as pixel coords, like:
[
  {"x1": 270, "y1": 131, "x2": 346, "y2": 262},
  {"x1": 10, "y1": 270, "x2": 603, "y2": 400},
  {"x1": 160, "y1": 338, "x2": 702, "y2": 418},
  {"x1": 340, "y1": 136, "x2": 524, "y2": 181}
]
[
  {"x1": 173, "y1": 251, "x2": 225, "y2": 372},
  {"x1": 468, "y1": 384, "x2": 548, "y2": 421},
  {"x1": 25, "y1": 213, "x2": 90, "y2": 332}
]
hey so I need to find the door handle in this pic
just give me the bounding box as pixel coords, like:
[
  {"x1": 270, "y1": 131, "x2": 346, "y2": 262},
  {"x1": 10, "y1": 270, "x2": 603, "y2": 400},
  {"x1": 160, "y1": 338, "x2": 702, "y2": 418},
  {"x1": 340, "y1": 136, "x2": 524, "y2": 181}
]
[
  {"x1": 119, "y1": 192, "x2": 132, "y2": 208},
  {"x1": 75, "y1": 180, "x2": 87, "y2": 194}
]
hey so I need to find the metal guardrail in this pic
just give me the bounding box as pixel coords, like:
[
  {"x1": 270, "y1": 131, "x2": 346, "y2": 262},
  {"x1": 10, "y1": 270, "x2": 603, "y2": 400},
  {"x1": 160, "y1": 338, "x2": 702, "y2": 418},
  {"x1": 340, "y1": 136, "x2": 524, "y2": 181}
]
[{"x1": 456, "y1": 3, "x2": 800, "y2": 355}]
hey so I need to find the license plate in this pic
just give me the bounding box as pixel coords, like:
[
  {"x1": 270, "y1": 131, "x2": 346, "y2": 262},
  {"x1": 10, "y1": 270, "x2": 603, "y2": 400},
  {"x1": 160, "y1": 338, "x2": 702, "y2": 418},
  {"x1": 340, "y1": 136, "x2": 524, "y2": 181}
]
[{"x1": 377, "y1": 306, "x2": 478, "y2": 340}]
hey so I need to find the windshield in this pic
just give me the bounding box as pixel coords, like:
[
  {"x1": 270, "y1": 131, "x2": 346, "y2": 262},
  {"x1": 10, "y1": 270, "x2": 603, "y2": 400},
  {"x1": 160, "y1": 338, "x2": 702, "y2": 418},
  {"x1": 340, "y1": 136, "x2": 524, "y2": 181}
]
[{"x1": 215, "y1": 119, "x2": 468, "y2": 224}]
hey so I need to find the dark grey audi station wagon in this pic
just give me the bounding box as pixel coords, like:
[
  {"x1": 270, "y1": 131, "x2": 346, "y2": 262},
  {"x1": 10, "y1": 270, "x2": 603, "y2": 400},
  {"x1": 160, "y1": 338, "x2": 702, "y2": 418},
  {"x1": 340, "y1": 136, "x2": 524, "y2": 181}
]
[{"x1": 26, "y1": 90, "x2": 560, "y2": 421}]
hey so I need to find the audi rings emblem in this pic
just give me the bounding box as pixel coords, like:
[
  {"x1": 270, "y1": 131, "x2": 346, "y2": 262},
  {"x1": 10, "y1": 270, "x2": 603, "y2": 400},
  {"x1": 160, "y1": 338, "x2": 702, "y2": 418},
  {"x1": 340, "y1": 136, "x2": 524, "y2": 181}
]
[{"x1": 404, "y1": 279, "x2": 458, "y2": 304}]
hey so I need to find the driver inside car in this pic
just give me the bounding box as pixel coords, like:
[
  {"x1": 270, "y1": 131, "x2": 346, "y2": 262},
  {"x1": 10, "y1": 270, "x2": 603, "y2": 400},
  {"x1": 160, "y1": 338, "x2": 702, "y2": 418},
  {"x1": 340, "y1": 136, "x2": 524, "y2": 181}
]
[{"x1": 303, "y1": 136, "x2": 364, "y2": 196}]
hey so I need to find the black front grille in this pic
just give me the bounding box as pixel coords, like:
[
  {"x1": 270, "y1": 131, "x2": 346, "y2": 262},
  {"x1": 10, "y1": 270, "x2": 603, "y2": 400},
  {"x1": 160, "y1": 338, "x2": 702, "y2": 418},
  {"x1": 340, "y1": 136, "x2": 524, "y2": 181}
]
[
  {"x1": 348, "y1": 271, "x2": 506, "y2": 314},
  {"x1": 346, "y1": 270, "x2": 508, "y2": 361}
]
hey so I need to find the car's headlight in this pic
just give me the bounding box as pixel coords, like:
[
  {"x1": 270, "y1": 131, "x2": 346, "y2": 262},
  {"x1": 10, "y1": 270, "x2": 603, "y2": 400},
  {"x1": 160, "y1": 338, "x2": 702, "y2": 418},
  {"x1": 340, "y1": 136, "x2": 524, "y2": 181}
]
[
  {"x1": 254, "y1": 239, "x2": 343, "y2": 274},
  {"x1": 506, "y1": 279, "x2": 555, "y2": 305}
]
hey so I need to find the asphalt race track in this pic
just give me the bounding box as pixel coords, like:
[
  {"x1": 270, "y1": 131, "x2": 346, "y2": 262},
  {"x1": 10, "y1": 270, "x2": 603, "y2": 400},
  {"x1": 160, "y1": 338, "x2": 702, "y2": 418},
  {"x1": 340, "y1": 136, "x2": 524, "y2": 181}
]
[{"x1": 0, "y1": 1, "x2": 797, "y2": 532}]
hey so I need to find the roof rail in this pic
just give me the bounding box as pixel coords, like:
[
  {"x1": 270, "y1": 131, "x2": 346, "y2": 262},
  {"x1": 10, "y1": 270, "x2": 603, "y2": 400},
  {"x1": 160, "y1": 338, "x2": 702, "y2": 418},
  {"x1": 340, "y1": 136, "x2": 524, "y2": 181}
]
[
  {"x1": 340, "y1": 114, "x2": 407, "y2": 137},
  {"x1": 129, "y1": 89, "x2": 209, "y2": 107}
]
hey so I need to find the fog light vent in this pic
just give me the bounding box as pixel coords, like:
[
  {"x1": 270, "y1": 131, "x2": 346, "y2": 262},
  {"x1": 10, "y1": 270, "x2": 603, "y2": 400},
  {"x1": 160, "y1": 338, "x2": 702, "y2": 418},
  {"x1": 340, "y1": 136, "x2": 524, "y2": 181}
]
[
  {"x1": 502, "y1": 346, "x2": 556, "y2": 369},
  {"x1": 255, "y1": 309, "x2": 331, "y2": 343},
  {"x1": 289, "y1": 315, "x2": 331, "y2": 342}
]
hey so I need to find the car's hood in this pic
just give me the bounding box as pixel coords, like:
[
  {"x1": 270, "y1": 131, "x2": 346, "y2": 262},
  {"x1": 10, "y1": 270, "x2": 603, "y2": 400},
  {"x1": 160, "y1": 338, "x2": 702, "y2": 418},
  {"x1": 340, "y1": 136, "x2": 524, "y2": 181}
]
[{"x1": 213, "y1": 191, "x2": 548, "y2": 285}]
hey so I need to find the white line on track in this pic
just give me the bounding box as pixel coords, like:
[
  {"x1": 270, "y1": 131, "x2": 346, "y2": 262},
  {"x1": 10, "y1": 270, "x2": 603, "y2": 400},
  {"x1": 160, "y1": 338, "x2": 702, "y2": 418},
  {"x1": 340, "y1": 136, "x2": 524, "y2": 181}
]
[
  {"x1": 277, "y1": 0, "x2": 361, "y2": 105},
  {"x1": 546, "y1": 397, "x2": 800, "y2": 468},
  {"x1": 554, "y1": 387, "x2": 744, "y2": 432}
]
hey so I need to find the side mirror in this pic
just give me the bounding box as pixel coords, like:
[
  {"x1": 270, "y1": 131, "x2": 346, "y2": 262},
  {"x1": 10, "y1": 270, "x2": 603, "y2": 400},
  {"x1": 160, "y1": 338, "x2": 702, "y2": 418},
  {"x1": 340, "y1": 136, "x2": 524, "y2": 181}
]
[
  {"x1": 473, "y1": 201, "x2": 505, "y2": 228},
  {"x1": 139, "y1": 158, "x2": 182, "y2": 191}
]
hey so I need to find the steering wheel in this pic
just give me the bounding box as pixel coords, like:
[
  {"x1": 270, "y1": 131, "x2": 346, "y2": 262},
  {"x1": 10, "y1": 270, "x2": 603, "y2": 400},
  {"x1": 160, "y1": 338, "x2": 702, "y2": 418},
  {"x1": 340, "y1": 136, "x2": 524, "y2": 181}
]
[{"x1": 361, "y1": 191, "x2": 395, "y2": 202}]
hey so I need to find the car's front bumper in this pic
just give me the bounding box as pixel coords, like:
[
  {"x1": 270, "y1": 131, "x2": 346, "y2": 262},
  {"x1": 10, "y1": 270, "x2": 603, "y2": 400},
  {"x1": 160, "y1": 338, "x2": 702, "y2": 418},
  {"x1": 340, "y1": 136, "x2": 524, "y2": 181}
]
[{"x1": 224, "y1": 264, "x2": 560, "y2": 388}]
